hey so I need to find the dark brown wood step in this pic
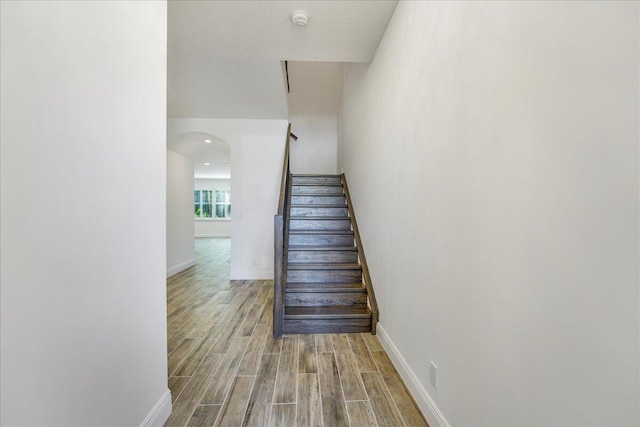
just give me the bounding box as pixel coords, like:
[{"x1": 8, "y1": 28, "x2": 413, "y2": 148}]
[
  {"x1": 289, "y1": 230, "x2": 353, "y2": 235},
  {"x1": 288, "y1": 246, "x2": 357, "y2": 251},
  {"x1": 283, "y1": 318, "x2": 372, "y2": 334},
  {"x1": 288, "y1": 231, "x2": 355, "y2": 247},
  {"x1": 285, "y1": 285, "x2": 367, "y2": 306},
  {"x1": 286, "y1": 282, "x2": 365, "y2": 290},
  {"x1": 291, "y1": 195, "x2": 346, "y2": 205},
  {"x1": 287, "y1": 267, "x2": 362, "y2": 283},
  {"x1": 289, "y1": 217, "x2": 352, "y2": 231},
  {"x1": 285, "y1": 283, "x2": 367, "y2": 307},
  {"x1": 285, "y1": 305, "x2": 372, "y2": 319},
  {"x1": 288, "y1": 247, "x2": 358, "y2": 263},
  {"x1": 291, "y1": 185, "x2": 344, "y2": 195},
  {"x1": 290, "y1": 205, "x2": 349, "y2": 217},
  {"x1": 292, "y1": 175, "x2": 342, "y2": 185},
  {"x1": 292, "y1": 173, "x2": 341, "y2": 178},
  {"x1": 284, "y1": 306, "x2": 372, "y2": 333},
  {"x1": 288, "y1": 263, "x2": 361, "y2": 270}
]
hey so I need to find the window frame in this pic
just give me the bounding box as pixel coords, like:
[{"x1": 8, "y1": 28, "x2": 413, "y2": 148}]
[{"x1": 194, "y1": 188, "x2": 231, "y2": 220}]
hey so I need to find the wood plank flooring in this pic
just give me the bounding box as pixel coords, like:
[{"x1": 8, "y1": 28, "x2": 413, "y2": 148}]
[{"x1": 165, "y1": 238, "x2": 428, "y2": 427}]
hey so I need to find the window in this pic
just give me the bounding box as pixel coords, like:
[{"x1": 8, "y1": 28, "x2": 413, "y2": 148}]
[
  {"x1": 215, "y1": 189, "x2": 231, "y2": 219},
  {"x1": 194, "y1": 189, "x2": 230, "y2": 219},
  {"x1": 194, "y1": 190, "x2": 212, "y2": 218}
]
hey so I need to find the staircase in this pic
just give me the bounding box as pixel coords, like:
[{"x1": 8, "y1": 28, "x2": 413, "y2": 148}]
[{"x1": 282, "y1": 174, "x2": 376, "y2": 334}]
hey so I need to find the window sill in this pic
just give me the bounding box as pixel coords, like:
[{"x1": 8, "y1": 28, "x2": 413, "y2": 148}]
[{"x1": 195, "y1": 218, "x2": 231, "y2": 222}]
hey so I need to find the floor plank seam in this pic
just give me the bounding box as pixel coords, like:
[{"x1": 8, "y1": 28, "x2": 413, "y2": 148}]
[{"x1": 166, "y1": 238, "x2": 427, "y2": 427}]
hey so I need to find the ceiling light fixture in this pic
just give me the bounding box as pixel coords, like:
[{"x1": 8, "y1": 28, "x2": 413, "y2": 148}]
[
  {"x1": 291, "y1": 10, "x2": 308, "y2": 26},
  {"x1": 204, "y1": 162, "x2": 211, "y2": 166},
  {"x1": 204, "y1": 139, "x2": 211, "y2": 143}
]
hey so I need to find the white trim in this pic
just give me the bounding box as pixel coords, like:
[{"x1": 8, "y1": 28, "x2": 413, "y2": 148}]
[
  {"x1": 166, "y1": 258, "x2": 196, "y2": 277},
  {"x1": 195, "y1": 233, "x2": 231, "y2": 238},
  {"x1": 230, "y1": 270, "x2": 274, "y2": 280},
  {"x1": 139, "y1": 388, "x2": 172, "y2": 427},
  {"x1": 376, "y1": 323, "x2": 451, "y2": 427}
]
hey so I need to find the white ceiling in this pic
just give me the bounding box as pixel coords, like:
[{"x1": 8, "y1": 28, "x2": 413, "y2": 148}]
[
  {"x1": 168, "y1": 0, "x2": 398, "y2": 120},
  {"x1": 169, "y1": 132, "x2": 231, "y2": 179}
]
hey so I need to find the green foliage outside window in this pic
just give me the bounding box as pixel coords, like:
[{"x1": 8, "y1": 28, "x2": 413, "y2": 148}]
[{"x1": 194, "y1": 189, "x2": 230, "y2": 219}]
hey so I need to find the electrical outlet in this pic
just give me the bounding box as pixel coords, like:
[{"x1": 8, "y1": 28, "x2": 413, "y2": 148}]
[{"x1": 430, "y1": 361, "x2": 438, "y2": 390}]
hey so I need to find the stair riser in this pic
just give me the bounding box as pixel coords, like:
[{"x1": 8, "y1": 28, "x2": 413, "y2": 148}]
[
  {"x1": 290, "y1": 219, "x2": 351, "y2": 231},
  {"x1": 287, "y1": 269, "x2": 362, "y2": 283},
  {"x1": 292, "y1": 176, "x2": 342, "y2": 185},
  {"x1": 290, "y1": 207, "x2": 348, "y2": 217},
  {"x1": 288, "y1": 251, "x2": 358, "y2": 264},
  {"x1": 289, "y1": 234, "x2": 355, "y2": 247},
  {"x1": 286, "y1": 292, "x2": 367, "y2": 306},
  {"x1": 284, "y1": 318, "x2": 371, "y2": 334},
  {"x1": 292, "y1": 186, "x2": 343, "y2": 195},
  {"x1": 291, "y1": 195, "x2": 346, "y2": 205}
]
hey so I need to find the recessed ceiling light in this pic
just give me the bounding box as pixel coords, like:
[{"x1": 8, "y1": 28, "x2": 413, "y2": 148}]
[
  {"x1": 204, "y1": 139, "x2": 211, "y2": 143},
  {"x1": 227, "y1": 163, "x2": 231, "y2": 166},
  {"x1": 204, "y1": 162, "x2": 211, "y2": 166}
]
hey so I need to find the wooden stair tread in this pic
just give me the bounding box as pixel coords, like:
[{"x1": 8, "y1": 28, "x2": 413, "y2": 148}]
[
  {"x1": 290, "y1": 204, "x2": 347, "y2": 208},
  {"x1": 290, "y1": 216, "x2": 350, "y2": 220},
  {"x1": 292, "y1": 183, "x2": 343, "y2": 187},
  {"x1": 288, "y1": 230, "x2": 353, "y2": 235},
  {"x1": 293, "y1": 174, "x2": 341, "y2": 177},
  {"x1": 285, "y1": 305, "x2": 371, "y2": 319},
  {"x1": 287, "y1": 282, "x2": 366, "y2": 292},
  {"x1": 288, "y1": 263, "x2": 361, "y2": 270},
  {"x1": 293, "y1": 195, "x2": 345, "y2": 199},
  {"x1": 288, "y1": 246, "x2": 357, "y2": 251}
]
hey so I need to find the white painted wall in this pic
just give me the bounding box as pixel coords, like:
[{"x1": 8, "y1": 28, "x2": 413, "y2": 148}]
[
  {"x1": 167, "y1": 150, "x2": 195, "y2": 276},
  {"x1": 0, "y1": 1, "x2": 170, "y2": 426},
  {"x1": 194, "y1": 178, "x2": 231, "y2": 238},
  {"x1": 339, "y1": 2, "x2": 639, "y2": 427},
  {"x1": 168, "y1": 119, "x2": 288, "y2": 279},
  {"x1": 288, "y1": 61, "x2": 341, "y2": 175}
]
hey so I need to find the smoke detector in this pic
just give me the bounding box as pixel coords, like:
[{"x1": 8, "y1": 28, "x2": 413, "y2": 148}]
[{"x1": 291, "y1": 10, "x2": 308, "y2": 26}]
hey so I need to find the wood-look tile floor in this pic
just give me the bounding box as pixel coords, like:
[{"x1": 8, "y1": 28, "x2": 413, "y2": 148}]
[{"x1": 165, "y1": 238, "x2": 429, "y2": 427}]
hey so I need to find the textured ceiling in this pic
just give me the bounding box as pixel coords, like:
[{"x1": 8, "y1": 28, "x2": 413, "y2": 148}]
[{"x1": 168, "y1": 0, "x2": 398, "y2": 119}]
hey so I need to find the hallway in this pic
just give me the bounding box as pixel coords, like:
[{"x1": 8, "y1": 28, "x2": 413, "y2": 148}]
[{"x1": 165, "y1": 238, "x2": 428, "y2": 426}]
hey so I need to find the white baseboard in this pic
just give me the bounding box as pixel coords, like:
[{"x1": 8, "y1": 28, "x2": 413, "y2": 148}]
[
  {"x1": 139, "y1": 388, "x2": 172, "y2": 427},
  {"x1": 195, "y1": 233, "x2": 231, "y2": 238},
  {"x1": 229, "y1": 270, "x2": 274, "y2": 280},
  {"x1": 376, "y1": 323, "x2": 451, "y2": 427},
  {"x1": 166, "y1": 258, "x2": 196, "y2": 277}
]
